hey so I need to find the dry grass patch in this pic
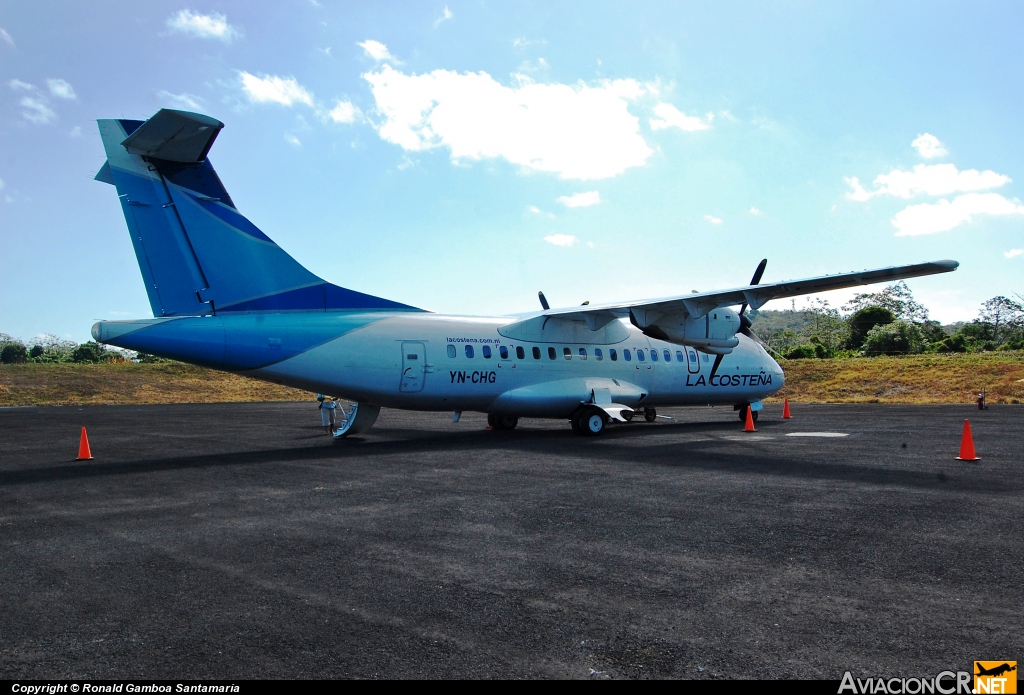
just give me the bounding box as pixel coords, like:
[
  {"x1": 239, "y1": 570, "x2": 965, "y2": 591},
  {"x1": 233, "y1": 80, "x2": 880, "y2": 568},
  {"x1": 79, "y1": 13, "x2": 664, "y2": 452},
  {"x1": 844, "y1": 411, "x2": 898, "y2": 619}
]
[
  {"x1": 1, "y1": 353, "x2": 1022, "y2": 407},
  {"x1": 0, "y1": 362, "x2": 309, "y2": 407},
  {"x1": 771, "y1": 352, "x2": 1024, "y2": 404}
]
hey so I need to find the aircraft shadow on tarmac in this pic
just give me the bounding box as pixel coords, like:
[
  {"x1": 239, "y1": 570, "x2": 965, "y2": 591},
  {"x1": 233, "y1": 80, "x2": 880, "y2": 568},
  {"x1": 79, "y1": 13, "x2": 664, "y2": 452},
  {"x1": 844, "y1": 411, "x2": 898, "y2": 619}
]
[{"x1": 0, "y1": 419, "x2": 1010, "y2": 494}]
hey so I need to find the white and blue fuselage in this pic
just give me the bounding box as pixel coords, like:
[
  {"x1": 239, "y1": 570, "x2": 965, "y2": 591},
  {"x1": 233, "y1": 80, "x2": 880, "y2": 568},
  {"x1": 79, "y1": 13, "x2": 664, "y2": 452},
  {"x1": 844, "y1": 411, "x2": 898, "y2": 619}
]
[{"x1": 94, "y1": 311, "x2": 782, "y2": 419}]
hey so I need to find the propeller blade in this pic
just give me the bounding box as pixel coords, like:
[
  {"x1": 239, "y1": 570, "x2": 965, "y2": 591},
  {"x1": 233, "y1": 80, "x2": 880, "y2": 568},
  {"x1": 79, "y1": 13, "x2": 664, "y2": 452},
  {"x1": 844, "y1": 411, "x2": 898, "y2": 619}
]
[
  {"x1": 750, "y1": 258, "x2": 768, "y2": 287},
  {"x1": 739, "y1": 258, "x2": 768, "y2": 317},
  {"x1": 709, "y1": 353, "x2": 725, "y2": 379},
  {"x1": 538, "y1": 291, "x2": 550, "y2": 310}
]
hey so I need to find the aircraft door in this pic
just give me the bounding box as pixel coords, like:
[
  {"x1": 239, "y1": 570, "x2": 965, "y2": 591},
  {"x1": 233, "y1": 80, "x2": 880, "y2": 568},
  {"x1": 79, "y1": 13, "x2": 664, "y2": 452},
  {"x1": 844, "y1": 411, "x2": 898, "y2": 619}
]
[
  {"x1": 400, "y1": 342, "x2": 427, "y2": 392},
  {"x1": 686, "y1": 347, "x2": 701, "y2": 374}
]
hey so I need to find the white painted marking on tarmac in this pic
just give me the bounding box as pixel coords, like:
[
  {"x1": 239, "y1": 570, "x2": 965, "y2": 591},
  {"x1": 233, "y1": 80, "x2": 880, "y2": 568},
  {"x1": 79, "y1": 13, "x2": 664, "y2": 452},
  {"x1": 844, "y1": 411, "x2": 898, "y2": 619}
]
[
  {"x1": 785, "y1": 432, "x2": 849, "y2": 438},
  {"x1": 721, "y1": 435, "x2": 775, "y2": 441}
]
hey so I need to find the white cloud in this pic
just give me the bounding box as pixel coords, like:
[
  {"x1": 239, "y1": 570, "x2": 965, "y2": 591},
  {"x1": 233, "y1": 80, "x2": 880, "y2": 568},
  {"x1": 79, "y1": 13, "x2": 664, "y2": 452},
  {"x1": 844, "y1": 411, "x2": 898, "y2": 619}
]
[
  {"x1": 46, "y1": 78, "x2": 76, "y2": 100},
  {"x1": 544, "y1": 234, "x2": 578, "y2": 247},
  {"x1": 649, "y1": 102, "x2": 711, "y2": 132},
  {"x1": 704, "y1": 215, "x2": 722, "y2": 224},
  {"x1": 358, "y1": 40, "x2": 400, "y2": 63},
  {"x1": 749, "y1": 207, "x2": 763, "y2": 216},
  {"x1": 557, "y1": 191, "x2": 600, "y2": 208},
  {"x1": 157, "y1": 90, "x2": 204, "y2": 110},
  {"x1": 1, "y1": 28, "x2": 14, "y2": 48},
  {"x1": 846, "y1": 164, "x2": 1010, "y2": 200},
  {"x1": 362, "y1": 65, "x2": 652, "y2": 180},
  {"x1": 239, "y1": 72, "x2": 314, "y2": 107},
  {"x1": 321, "y1": 99, "x2": 361, "y2": 124},
  {"x1": 9, "y1": 79, "x2": 34, "y2": 91},
  {"x1": 285, "y1": 133, "x2": 302, "y2": 147},
  {"x1": 911, "y1": 133, "x2": 947, "y2": 159},
  {"x1": 434, "y1": 6, "x2": 453, "y2": 28},
  {"x1": 166, "y1": 10, "x2": 240, "y2": 42},
  {"x1": 69, "y1": 126, "x2": 82, "y2": 137},
  {"x1": 513, "y1": 37, "x2": 547, "y2": 49},
  {"x1": 1004, "y1": 249, "x2": 1024, "y2": 259},
  {"x1": 892, "y1": 193, "x2": 1024, "y2": 236},
  {"x1": 516, "y1": 57, "x2": 550, "y2": 73},
  {"x1": 19, "y1": 97, "x2": 55, "y2": 124}
]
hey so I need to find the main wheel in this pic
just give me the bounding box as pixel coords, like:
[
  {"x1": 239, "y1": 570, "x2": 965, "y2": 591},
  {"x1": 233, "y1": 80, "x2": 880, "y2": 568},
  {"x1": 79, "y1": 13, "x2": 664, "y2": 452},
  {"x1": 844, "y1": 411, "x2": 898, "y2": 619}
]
[
  {"x1": 621, "y1": 410, "x2": 634, "y2": 422},
  {"x1": 580, "y1": 407, "x2": 606, "y2": 436},
  {"x1": 570, "y1": 411, "x2": 584, "y2": 433},
  {"x1": 492, "y1": 414, "x2": 519, "y2": 431},
  {"x1": 644, "y1": 408, "x2": 657, "y2": 423},
  {"x1": 737, "y1": 405, "x2": 759, "y2": 422}
]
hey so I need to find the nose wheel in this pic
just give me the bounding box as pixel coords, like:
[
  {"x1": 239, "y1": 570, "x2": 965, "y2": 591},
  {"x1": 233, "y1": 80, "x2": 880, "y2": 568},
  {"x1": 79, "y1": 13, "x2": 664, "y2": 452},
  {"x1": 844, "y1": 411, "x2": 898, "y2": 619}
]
[{"x1": 737, "y1": 405, "x2": 759, "y2": 422}]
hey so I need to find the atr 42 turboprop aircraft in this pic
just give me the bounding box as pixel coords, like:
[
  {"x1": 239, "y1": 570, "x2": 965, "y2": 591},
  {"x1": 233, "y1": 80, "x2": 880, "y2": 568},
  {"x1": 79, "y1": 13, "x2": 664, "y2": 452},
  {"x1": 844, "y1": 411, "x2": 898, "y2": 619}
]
[{"x1": 91, "y1": 110, "x2": 959, "y2": 436}]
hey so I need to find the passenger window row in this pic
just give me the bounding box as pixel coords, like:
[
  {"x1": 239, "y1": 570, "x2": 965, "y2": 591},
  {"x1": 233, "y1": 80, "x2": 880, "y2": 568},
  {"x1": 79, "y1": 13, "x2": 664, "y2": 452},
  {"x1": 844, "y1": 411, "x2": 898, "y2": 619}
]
[{"x1": 445, "y1": 343, "x2": 706, "y2": 363}]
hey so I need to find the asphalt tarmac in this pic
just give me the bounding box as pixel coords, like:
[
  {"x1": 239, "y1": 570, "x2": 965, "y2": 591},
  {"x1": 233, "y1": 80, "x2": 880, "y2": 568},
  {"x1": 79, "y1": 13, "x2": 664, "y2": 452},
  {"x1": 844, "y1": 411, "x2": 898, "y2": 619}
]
[{"x1": 0, "y1": 402, "x2": 1021, "y2": 679}]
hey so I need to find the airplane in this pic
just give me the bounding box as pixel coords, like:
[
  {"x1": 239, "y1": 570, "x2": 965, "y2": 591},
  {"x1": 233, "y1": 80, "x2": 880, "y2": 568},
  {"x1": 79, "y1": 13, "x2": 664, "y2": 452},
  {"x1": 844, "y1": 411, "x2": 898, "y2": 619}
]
[{"x1": 90, "y1": 109, "x2": 959, "y2": 437}]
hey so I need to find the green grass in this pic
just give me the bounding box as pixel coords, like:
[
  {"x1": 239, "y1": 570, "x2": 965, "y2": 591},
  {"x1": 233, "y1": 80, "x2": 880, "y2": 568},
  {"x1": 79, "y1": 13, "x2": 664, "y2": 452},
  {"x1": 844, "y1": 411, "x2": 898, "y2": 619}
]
[{"x1": 1, "y1": 353, "x2": 1022, "y2": 406}]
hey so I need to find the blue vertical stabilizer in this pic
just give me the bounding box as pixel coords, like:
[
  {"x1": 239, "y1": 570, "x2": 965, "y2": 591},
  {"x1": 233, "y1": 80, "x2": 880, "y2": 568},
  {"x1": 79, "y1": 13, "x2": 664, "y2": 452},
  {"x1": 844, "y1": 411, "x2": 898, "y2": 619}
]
[{"x1": 96, "y1": 109, "x2": 420, "y2": 316}]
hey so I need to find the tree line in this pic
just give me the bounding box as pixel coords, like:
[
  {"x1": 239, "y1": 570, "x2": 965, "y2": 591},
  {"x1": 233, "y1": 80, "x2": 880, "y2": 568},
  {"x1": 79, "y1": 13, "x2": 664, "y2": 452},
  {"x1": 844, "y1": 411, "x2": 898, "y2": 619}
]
[
  {"x1": 750, "y1": 283, "x2": 1024, "y2": 358},
  {"x1": 3, "y1": 285, "x2": 1022, "y2": 365},
  {"x1": 0, "y1": 334, "x2": 168, "y2": 365}
]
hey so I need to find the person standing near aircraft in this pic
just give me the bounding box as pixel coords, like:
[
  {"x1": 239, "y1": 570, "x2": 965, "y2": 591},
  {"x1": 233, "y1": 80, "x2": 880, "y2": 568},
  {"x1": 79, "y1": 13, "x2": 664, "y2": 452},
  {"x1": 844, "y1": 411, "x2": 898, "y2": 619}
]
[{"x1": 318, "y1": 395, "x2": 337, "y2": 435}]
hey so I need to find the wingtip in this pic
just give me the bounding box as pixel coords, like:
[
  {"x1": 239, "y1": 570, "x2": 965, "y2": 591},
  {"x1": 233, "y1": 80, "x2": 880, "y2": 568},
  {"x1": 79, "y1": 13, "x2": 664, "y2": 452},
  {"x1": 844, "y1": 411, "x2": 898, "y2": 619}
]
[{"x1": 934, "y1": 259, "x2": 960, "y2": 270}]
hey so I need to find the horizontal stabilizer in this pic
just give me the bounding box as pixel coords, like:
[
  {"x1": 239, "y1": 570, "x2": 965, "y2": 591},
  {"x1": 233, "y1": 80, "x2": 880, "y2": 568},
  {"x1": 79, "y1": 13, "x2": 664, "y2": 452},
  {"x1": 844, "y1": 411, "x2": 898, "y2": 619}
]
[{"x1": 121, "y1": 109, "x2": 223, "y2": 163}]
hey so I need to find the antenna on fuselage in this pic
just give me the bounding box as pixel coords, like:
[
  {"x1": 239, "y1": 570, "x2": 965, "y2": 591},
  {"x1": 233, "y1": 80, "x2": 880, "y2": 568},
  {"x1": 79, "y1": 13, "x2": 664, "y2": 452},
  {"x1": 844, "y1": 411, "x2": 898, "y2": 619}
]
[{"x1": 538, "y1": 291, "x2": 550, "y2": 310}]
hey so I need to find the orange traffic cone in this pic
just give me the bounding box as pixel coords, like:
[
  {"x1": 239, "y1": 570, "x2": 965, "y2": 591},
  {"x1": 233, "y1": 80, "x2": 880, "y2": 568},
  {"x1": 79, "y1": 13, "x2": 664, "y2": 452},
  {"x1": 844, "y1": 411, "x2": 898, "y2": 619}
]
[
  {"x1": 782, "y1": 399, "x2": 792, "y2": 419},
  {"x1": 744, "y1": 407, "x2": 756, "y2": 432},
  {"x1": 955, "y1": 419, "x2": 979, "y2": 461},
  {"x1": 77, "y1": 427, "x2": 93, "y2": 460}
]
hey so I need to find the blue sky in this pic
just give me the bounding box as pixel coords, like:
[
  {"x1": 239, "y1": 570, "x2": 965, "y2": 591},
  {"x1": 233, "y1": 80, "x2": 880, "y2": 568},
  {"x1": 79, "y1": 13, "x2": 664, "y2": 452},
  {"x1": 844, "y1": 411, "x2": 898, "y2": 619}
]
[{"x1": 2, "y1": 1, "x2": 1023, "y2": 341}]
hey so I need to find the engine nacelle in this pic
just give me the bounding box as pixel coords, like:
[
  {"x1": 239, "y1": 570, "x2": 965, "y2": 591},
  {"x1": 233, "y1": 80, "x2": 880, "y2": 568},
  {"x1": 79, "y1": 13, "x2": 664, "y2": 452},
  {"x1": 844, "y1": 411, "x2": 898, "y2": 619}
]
[{"x1": 630, "y1": 308, "x2": 741, "y2": 354}]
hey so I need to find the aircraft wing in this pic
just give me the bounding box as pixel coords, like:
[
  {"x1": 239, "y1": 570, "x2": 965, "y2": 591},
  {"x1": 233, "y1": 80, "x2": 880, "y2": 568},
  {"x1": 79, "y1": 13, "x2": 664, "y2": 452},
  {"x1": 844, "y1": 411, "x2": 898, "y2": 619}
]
[{"x1": 541, "y1": 259, "x2": 958, "y2": 324}]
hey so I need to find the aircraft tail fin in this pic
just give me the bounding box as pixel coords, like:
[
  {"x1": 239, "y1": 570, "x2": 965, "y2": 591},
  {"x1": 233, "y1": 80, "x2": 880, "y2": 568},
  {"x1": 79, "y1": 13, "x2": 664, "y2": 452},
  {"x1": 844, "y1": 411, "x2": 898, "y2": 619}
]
[{"x1": 96, "y1": 109, "x2": 419, "y2": 317}]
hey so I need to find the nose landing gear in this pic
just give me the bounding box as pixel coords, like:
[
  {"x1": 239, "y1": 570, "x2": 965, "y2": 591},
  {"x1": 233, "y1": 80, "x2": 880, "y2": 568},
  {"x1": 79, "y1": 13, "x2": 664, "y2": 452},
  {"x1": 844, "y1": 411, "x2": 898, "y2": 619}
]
[{"x1": 737, "y1": 404, "x2": 759, "y2": 422}]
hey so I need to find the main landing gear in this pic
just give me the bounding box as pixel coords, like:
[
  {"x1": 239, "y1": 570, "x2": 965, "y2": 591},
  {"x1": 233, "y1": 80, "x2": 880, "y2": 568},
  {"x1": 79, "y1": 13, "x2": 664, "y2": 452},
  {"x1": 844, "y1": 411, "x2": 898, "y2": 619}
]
[
  {"x1": 571, "y1": 407, "x2": 606, "y2": 436},
  {"x1": 487, "y1": 413, "x2": 519, "y2": 431},
  {"x1": 572, "y1": 407, "x2": 659, "y2": 435}
]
